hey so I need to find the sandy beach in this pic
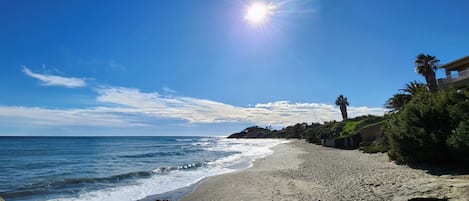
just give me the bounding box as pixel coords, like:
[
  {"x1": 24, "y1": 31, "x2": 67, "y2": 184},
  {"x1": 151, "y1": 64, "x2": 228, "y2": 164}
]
[{"x1": 181, "y1": 140, "x2": 469, "y2": 201}]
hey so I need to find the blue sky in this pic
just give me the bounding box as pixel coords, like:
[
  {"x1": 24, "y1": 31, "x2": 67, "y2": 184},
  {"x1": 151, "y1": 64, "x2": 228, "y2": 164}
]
[{"x1": 0, "y1": 0, "x2": 468, "y2": 136}]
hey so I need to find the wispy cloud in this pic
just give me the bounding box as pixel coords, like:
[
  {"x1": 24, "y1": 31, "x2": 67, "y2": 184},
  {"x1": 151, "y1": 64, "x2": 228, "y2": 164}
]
[
  {"x1": 22, "y1": 66, "x2": 86, "y2": 88},
  {"x1": 0, "y1": 106, "x2": 147, "y2": 127},
  {"x1": 108, "y1": 60, "x2": 126, "y2": 70},
  {"x1": 162, "y1": 86, "x2": 176, "y2": 93},
  {"x1": 95, "y1": 86, "x2": 386, "y2": 126},
  {"x1": 4, "y1": 69, "x2": 386, "y2": 129}
]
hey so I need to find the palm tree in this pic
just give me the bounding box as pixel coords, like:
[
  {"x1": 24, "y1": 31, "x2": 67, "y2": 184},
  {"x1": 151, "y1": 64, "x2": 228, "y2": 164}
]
[
  {"x1": 385, "y1": 93, "x2": 411, "y2": 112},
  {"x1": 400, "y1": 81, "x2": 428, "y2": 96},
  {"x1": 335, "y1": 95, "x2": 349, "y2": 120},
  {"x1": 385, "y1": 81, "x2": 428, "y2": 112},
  {"x1": 415, "y1": 54, "x2": 440, "y2": 92}
]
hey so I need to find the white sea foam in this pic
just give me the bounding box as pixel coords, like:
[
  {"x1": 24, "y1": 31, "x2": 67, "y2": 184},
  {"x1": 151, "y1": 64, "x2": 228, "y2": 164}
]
[
  {"x1": 175, "y1": 138, "x2": 193, "y2": 142},
  {"x1": 47, "y1": 138, "x2": 288, "y2": 201}
]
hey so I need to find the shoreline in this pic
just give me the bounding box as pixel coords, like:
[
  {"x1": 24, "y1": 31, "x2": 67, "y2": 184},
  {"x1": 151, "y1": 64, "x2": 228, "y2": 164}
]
[
  {"x1": 139, "y1": 139, "x2": 292, "y2": 201},
  {"x1": 180, "y1": 140, "x2": 305, "y2": 201},
  {"x1": 180, "y1": 140, "x2": 469, "y2": 201},
  {"x1": 138, "y1": 180, "x2": 201, "y2": 201}
]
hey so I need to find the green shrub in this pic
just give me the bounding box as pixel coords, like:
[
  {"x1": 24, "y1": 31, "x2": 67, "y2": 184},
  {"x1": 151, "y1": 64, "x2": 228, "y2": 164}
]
[
  {"x1": 336, "y1": 115, "x2": 384, "y2": 137},
  {"x1": 447, "y1": 120, "x2": 469, "y2": 164},
  {"x1": 340, "y1": 121, "x2": 360, "y2": 136},
  {"x1": 386, "y1": 89, "x2": 469, "y2": 164},
  {"x1": 360, "y1": 141, "x2": 389, "y2": 153}
]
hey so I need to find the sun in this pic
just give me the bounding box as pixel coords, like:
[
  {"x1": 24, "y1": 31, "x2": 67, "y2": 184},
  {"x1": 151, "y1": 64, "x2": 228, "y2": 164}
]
[{"x1": 245, "y1": 2, "x2": 273, "y2": 25}]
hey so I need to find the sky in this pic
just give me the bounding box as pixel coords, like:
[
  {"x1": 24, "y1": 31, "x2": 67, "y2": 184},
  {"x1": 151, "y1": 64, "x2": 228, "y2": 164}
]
[{"x1": 0, "y1": 0, "x2": 468, "y2": 136}]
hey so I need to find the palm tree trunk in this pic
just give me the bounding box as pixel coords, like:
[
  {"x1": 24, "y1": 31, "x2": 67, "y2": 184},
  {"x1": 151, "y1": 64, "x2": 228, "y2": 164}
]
[
  {"x1": 425, "y1": 72, "x2": 438, "y2": 92},
  {"x1": 340, "y1": 105, "x2": 348, "y2": 120},
  {"x1": 429, "y1": 72, "x2": 437, "y2": 92}
]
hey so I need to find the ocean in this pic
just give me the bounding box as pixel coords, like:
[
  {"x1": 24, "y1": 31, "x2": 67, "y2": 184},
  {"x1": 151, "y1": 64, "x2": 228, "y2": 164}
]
[{"x1": 0, "y1": 136, "x2": 286, "y2": 201}]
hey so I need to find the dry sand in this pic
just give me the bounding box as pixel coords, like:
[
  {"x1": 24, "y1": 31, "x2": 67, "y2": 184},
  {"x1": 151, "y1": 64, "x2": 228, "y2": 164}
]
[{"x1": 181, "y1": 140, "x2": 469, "y2": 201}]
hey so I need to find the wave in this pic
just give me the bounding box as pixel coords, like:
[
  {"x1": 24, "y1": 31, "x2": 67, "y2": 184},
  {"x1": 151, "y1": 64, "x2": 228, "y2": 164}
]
[
  {"x1": 152, "y1": 162, "x2": 203, "y2": 174},
  {"x1": 44, "y1": 138, "x2": 288, "y2": 201},
  {"x1": 175, "y1": 138, "x2": 193, "y2": 142},
  {"x1": 2, "y1": 162, "x2": 204, "y2": 200},
  {"x1": 120, "y1": 151, "x2": 185, "y2": 158},
  {"x1": 120, "y1": 147, "x2": 207, "y2": 159}
]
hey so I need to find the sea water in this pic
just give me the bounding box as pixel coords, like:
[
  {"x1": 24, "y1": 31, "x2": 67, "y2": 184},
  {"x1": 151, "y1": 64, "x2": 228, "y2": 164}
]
[{"x1": 0, "y1": 136, "x2": 286, "y2": 201}]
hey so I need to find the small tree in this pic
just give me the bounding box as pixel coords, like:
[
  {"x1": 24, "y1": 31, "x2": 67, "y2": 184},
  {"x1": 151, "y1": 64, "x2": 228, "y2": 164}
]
[{"x1": 335, "y1": 95, "x2": 349, "y2": 120}]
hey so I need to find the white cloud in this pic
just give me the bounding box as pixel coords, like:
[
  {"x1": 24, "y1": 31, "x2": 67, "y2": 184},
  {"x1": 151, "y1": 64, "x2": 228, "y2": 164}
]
[
  {"x1": 95, "y1": 87, "x2": 386, "y2": 126},
  {"x1": 22, "y1": 66, "x2": 86, "y2": 88},
  {"x1": 0, "y1": 106, "x2": 147, "y2": 127},
  {"x1": 0, "y1": 83, "x2": 385, "y2": 128}
]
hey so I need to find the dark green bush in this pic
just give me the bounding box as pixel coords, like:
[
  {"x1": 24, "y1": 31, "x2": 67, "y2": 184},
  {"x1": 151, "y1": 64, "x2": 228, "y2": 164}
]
[
  {"x1": 386, "y1": 89, "x2": 469, "y2": 164},
  {"x1": 447, "y1": 120, "x2": 469, "y2": 164}
]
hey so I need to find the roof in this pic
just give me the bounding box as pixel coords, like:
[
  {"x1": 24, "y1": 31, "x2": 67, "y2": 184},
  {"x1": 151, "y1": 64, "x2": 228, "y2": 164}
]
[{"x1": 439, "y1": 55, "x2": 469, "y2": 71}]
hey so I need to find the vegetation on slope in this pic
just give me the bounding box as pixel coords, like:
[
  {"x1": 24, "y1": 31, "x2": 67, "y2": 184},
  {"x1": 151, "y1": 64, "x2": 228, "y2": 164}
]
[
  {"x1": 230, "y1": 53, "x2": 469, "y2": 165},
  {"x1": 228, "y1": 115, "x2": 385, "y2": 149}
]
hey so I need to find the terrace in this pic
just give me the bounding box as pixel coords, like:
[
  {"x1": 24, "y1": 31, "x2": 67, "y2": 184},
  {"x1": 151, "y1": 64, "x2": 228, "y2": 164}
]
[{"x1": 438, "y1": 55, "x2": 469, "y2": 89}]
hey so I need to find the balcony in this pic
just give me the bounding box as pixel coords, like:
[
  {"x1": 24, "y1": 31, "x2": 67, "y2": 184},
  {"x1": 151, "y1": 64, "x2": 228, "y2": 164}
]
[{"x1": 438, "y1": 69, "x2": 469, "y2": 89}]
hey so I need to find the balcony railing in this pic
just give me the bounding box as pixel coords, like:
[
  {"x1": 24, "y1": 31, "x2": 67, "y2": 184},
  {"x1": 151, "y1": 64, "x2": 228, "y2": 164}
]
[{"x1": 438, "y1": 69, "x2": 469, "y2": 86}]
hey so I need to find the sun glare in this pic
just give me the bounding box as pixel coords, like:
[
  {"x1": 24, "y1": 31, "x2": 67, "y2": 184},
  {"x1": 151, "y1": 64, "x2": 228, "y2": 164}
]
[{"x1": 245, "y1": 2, "x2": 273, "y2": 25}]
